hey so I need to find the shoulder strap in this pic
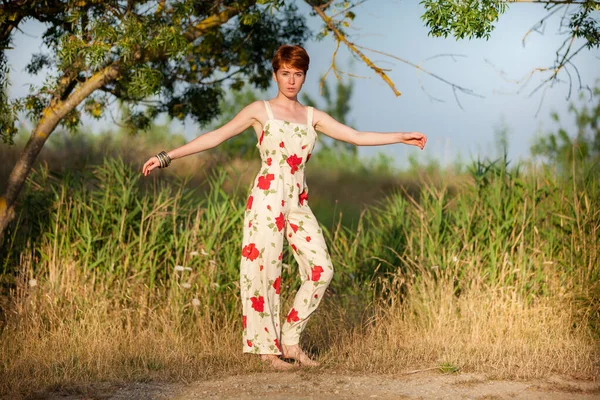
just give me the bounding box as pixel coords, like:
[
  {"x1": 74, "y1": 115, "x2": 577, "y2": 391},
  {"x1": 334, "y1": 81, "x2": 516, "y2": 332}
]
[
  {"x1": 307, "y1": 106, "x2": 314, "y2": 127},
  {"x1": 264, "y1": 100, "x2": 275, "y2": 120}
]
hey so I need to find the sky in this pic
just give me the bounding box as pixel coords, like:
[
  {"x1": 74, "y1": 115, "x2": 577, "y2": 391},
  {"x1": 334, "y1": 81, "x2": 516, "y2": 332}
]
[{"x1": 5, "y1": 1, "x2": 600, "y2": 168}]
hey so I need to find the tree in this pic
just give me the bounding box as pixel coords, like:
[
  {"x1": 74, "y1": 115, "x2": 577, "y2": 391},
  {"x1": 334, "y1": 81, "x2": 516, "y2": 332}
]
[{"x1": 0, "y1": 0, "x2": 309, "y2": 241}]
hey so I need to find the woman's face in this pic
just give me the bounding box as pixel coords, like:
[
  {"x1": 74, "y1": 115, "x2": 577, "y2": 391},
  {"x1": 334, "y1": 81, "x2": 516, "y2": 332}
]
[{"x1": 273, "y1": 66, "x2": 306, "y2": 98}]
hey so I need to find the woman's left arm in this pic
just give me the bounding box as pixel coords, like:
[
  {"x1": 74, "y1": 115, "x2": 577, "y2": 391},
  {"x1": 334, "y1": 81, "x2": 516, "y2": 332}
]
[{"x1": 313, "y1": 109, "x2": 427, "y2": 150}]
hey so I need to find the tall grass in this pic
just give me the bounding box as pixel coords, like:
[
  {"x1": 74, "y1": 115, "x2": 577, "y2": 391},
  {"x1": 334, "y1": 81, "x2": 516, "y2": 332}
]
[
  {"x1": 0, "y1": 156, "x2": 598, "y2": 397},
  {"x1": 322, "y1": 158, "x2": 599, "y2": 377}
]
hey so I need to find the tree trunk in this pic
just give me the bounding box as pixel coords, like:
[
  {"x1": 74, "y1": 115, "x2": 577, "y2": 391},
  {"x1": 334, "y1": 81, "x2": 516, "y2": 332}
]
[{"x1": 0, "y1": 65, "x2": 120, "y2": 244}]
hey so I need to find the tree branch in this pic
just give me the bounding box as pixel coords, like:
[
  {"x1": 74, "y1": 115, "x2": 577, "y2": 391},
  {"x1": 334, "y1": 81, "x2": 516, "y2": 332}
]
[
  {"x1": 307, "y1": 0, "x2": 402, "y2": 96},
  {"x1": 184, "y1": 2, "x2": 257, "y2": 42}
]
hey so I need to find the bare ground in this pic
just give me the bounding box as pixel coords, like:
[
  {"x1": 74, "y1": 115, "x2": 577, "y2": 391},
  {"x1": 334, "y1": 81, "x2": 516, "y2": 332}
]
[{"x1": 22, "y1": 371, "x2": 600, "y2": 400}]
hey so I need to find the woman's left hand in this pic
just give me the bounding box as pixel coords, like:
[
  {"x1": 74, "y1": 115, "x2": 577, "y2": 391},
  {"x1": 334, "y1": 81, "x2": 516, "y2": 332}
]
[{"x1": 402, "y1": 132, "x2": 427, "y2": 150}]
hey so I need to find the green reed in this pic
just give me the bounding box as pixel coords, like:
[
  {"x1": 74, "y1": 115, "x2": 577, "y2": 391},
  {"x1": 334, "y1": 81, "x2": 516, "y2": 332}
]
[{"x1": 3, "y1": 155, "x2": 597, "y2": 325}]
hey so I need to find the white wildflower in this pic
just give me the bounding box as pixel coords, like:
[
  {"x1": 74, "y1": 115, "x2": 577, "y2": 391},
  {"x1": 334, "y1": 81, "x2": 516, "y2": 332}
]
[
  {"x1": 191, "y1": 298, "x2": 201, "y2": 307},
  {"x1": 181, "y1": 282, "x2": 192, "y2": 289},
  {"x1": 452, "y1": 256, "x2": 458, "y2": 263},
  {"x1": 174, "y1": 265, "x2": 185, "y2": 272},
  {"x1": 190, "y1": 251, "x2": 199, "y2": 257},
  {"x1": 28, "y1": 279, "x2": 37, "y2": 288}
]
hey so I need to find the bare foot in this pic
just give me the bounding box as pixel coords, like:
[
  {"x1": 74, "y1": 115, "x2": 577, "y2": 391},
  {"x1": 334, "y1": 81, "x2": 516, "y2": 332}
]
[
  {"x1": 259, "y1": 354, "x2": 297, "y2": 371},
  {"x1": 281, "y1": 344, "x2": 320, "y2": 367}
]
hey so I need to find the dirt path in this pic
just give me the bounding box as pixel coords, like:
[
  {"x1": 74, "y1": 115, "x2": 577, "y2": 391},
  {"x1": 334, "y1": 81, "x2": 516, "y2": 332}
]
[{"x1": 36, "y1": 371, "x2": 600, "y2": 400}]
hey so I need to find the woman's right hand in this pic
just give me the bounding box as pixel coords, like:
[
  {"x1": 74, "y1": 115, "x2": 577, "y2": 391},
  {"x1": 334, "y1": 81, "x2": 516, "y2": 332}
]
[{"x1": 142, "y1": 156, "x2": 161, "y2": 176}]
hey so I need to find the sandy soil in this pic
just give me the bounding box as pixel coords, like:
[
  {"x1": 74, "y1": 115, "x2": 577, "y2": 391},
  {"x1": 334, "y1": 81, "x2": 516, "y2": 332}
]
[{"x1": 29, "y1": 371, "x2": 600, "y2": 400}]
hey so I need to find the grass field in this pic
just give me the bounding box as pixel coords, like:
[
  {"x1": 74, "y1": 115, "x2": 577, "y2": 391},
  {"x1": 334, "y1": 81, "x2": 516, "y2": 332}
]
[{"x1": 0, "y1": 130, "x2": 598, "y2": 397}]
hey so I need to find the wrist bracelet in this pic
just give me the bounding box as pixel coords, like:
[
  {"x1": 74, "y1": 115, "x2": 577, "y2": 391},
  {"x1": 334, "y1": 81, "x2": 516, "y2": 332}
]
[{"x1": 156, "y1": 151, "x2": 171, "y2": 168}]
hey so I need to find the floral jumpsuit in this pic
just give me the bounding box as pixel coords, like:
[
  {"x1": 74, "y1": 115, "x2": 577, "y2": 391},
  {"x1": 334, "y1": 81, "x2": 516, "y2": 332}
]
[{"x1": 240, "y1": 100, "x2": 334, "y2": 355}]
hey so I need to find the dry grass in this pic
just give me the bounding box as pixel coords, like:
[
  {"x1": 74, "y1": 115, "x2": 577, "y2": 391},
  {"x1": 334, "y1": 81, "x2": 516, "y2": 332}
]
[
  {"x1": 324, "y1": 264, "x2": 598, "y2": 379},
  {"x1": 1, "y1": 254, "x2": 254, "y2": 397},
  {"x1": 2, "y1": 250, "x2": 597, "y2": 397}
]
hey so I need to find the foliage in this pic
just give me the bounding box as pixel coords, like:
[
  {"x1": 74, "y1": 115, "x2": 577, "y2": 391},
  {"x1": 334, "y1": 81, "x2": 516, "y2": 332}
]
[
  {"x1": 421, "y1": 0, "x2": 600, "y2": 46},
  {"x1": 0, "y1": 36, "x2": 17, "y2": 144},
  {"x1": 0, "y1": 0, "x2": 310, "y2": 144},
  {"x1": 420, "y1": 0, "x2": 508, "y2": 40}
]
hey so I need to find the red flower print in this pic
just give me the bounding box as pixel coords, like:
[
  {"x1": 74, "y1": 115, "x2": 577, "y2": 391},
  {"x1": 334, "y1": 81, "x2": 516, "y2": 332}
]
[
  {"x1": 247, "y1": 339, "x2": 253, "y2": 347},
  {"x1": 307, "y1": 153, "x2": 312, "y2": 162},
  {"x1": 279, "y1": 141, "x2": 285, "y2": 148},
  {"x1": 274, "y1": 338, "x2": 281, "y2": 351},
  {"x1": 291, "y1": 244, "x2": 298, "y2": 253},
  {"x1": 260, "y1": 265, "x2": 264, "y2": 271},
  {"x1": 287, "y1": 308, "x2": 300, "y2": 323},
  {"x1": 266, "y1": 157, "x2": 272, "y2": 166},
  {"x1": 242, "y1": 315, "x2": 247, "y2": 329},
  {"x1": 311, "y1": 265, "x2": 324, "y2": 281},
  {"x1": 302, "y1": 145, "x2": 307, "y2": 150},
  {"x1": 273, "y1": 276, "x2": 281, "y2": 294},
  {"x1": 259, "y1": 130, "x2": 264, "y2": 145},
  {"x1": 275, "y1": 212, "x2": 285, "y2": 231},
  {"x1": 251, "y1": 296, "x2": 265, "y2": 312},
  {"x1": 281, "y1": 200, "x2": 285, "y2": 207},
  {"x1": 257, "y1": 174, "x2": 275, "y2": 190},
  {"x1": 264, "y1": 327, "x2": 269, "y2": 333},
  {"x1": 299, "y1": 189, "x2": 308, "y2": 205},
  {"x1": 246, "y1": 196, "x2": 253, "y2": 210},
  {"x1": 248, "y1": 221, "x2": 252, "y2": 228},
  {"x1": 289, "y1": 223, "x2": 299, "y2": 233},
  {"x1": 278, "y1": 253, "x2": 282, "y2": 260},
  {"x1": 267, "y1": 205, "x2": 271, "y2": 210},
  {"x1": 242, "y1": 243, "x2": 259, "y2": 261},
  {"x1": 306, "y1": 236, "x2": 311, "y2": 242},
  {"x1": 286, "y1": 154, "x2": 302, "y2": 174},
  {"x1": 314, "y1": 294, "x2": 318, "y2": 299}
]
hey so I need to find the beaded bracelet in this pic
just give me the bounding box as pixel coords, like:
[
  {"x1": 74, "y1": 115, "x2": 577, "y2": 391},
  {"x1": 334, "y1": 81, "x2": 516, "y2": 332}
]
[{"x1": 156, "y1": 151, "x2": 171, "y2": 168}]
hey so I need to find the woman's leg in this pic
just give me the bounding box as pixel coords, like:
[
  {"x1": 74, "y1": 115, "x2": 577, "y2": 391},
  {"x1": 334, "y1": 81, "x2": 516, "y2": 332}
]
[
  {"x1": 280, "y1": 204, "x2": 334, "y2": 361},
  {"x1": 240, "y1": 193, "x2": 287, "y2": 356}
]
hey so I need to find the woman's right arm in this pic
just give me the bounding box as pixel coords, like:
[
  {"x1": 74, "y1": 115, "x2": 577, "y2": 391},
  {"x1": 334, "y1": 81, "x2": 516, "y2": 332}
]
[{"x1": 143, "y1": 101, "x2": 262, "y2": 176}]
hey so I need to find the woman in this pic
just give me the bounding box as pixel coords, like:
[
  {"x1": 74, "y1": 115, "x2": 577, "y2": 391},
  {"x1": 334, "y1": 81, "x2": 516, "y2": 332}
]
[{"x1": 142, "y1": 44, "x2": 427, "y2": 370}]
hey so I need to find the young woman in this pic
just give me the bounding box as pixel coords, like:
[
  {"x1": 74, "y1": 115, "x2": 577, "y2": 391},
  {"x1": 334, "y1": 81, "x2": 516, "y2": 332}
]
[{"x1": 142, "y1": 44, "x2": 427, "y2": 370}]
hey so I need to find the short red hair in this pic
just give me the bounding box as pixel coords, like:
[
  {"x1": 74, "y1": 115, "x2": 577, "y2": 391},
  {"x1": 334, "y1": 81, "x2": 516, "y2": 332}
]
[{"x1": 272, "y1": 44, "x2": 310, "y2": 74}]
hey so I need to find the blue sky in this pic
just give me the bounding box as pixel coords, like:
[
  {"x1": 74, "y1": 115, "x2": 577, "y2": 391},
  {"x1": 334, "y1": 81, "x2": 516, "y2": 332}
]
[{"x1": 5, "y1": 1, "x2": 600, "y2": 168}]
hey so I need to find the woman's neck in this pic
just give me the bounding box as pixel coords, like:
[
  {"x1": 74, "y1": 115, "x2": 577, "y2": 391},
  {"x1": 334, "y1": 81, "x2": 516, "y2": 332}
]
[{"x1": 272, "y1": 93, "x2": 302, "y2": 110}]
